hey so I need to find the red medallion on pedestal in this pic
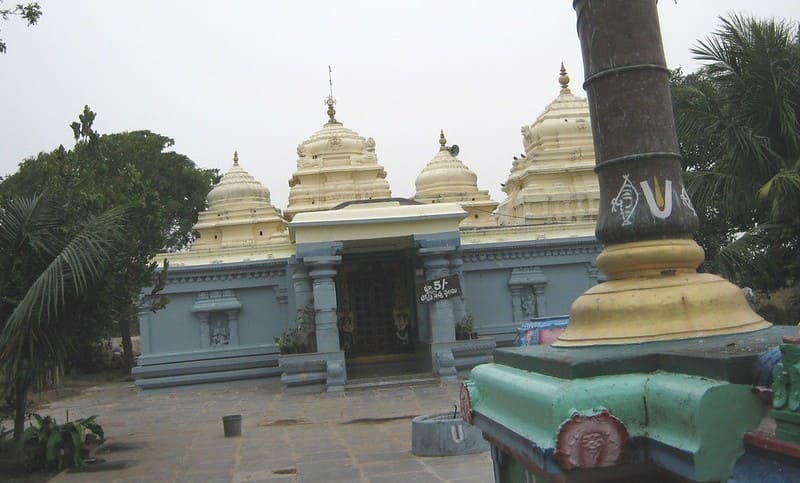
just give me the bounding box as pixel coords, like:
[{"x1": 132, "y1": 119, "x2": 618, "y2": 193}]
[
  {"x1": 554, "y1": 410, "x2": 628, "y2": 470},
  {"x1": 459, "y1": 383, "x2": 473, "y2": 425}
]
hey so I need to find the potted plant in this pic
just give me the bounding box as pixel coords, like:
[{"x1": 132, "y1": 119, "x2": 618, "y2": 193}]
[
  {"x1": 455, "y1": 314, "x2": 478, "y2": 341},
  {"x1": 275, "y1": 301, "x2": 316, "y2": 354}
]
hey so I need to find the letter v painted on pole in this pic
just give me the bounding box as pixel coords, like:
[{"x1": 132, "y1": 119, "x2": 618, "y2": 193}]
[{"x1": 639, "y1": 177, "x2": 673, "y2": 219}]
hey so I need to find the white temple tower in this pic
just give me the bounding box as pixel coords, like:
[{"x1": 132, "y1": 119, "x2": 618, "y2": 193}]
[
  {"x1": 498, "y1": 65, "x2": 600, "y2": 226},
  {"x1": 192, "y1": 151, "x2": 288, "y2": 250},
  {"x1": 414, "y1": 130, "x2": 498, "y2": 228},
  {"x1": 285, "y1": 98, "x2": 392, "y2": 220}
]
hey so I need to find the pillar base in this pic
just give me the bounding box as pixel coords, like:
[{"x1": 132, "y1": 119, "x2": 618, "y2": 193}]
[{"x1": 555, "y1": 239, "x2": 771, "y2": 347}]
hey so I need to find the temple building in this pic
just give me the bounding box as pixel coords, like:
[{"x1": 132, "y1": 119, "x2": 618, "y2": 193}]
[
  {"x1": 498, "y1": 64, "x2": 600, "y2": 226},
  {"x1": 133, "y1": 68, "x2": 604, "y2": 390}
]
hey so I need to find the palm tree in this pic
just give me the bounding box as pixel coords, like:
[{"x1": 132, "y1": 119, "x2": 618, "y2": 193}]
[
  {"x1": 673, "y1": 14, "x2": 800, "y2": 294},
  {"x1": 0, "y1": 194, "x2": 121, "y2": 440}
]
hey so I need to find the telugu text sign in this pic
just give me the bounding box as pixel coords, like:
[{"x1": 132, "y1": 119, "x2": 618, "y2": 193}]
[{"x1": 417, "y1": 275, "x2": 462, "y2": 304}]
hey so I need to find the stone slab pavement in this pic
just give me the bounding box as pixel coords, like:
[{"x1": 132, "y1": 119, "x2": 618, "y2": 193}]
[{"x1": 42, "y1": 378, "x2": 494, "y2": 482}]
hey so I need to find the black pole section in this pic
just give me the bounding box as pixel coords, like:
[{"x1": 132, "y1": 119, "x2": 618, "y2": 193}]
[{"x1": 573, "y1": 0, "x2": 698, "y2": 244}]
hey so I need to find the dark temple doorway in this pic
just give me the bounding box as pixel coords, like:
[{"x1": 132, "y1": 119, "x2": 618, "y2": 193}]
[
  {"x1": 335, "y1": 243, "x2": 432, "y2": 379},
  {"x1": 336, "y1": 249, "x2": 417, "y2": 359}
]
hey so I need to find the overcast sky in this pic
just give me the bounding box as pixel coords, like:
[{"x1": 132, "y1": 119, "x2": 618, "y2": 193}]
[{"x1": 2, "y1": 1, "x2": 798, "y2": 209}]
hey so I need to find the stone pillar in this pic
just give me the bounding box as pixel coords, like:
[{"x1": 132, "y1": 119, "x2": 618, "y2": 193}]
[
  {"x1": 226, "y1": 310, "x2": 239, "y2": 346},
  {"x1": 420, "y1": 247, "x2": 457, "y2": 380},
  {"x1": 449, "y1": 251, "x2": 466, "y2": 326},
  {"x1": 306, "y1": 256, "x2": 341, "y2": 354},
  {"x1": 576, "y1": 1, "x2": 698, "y2": 244},
  {"x1": 198, "y1": 312, "x2": 210, "y2": 349},
  {"x1": 555, "y1": 0, "x2": 770, "y2": 346},
  {"x1": 421, "y1": 248, "x2": 457, "y2": 343},
  {"x1": 276, "y1": 286, "x2": 289, "y2": 329},
  {"x1": 291, "y1": 259, "x2": 313, "y2": 312},
  {"x1": 533, "y1": 284, "x2": 547, "y2": 318},
  {"x1": 509, "y1": 286, "x2": 525, "y2": 324}
]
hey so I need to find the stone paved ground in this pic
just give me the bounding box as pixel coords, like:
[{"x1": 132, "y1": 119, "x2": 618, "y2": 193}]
[{"x1": 43, "y1": 378, "x2": 493, "y2": 482}]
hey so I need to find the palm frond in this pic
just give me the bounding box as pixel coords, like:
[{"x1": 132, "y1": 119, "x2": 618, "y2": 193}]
[
  {"x1": 0, "y1": 194, "x2": 58, "y2": 264},
  {"x1": 714, "y1": 230, "x2": 772, "y2": 284},
  {"x1": 0, "y1": 204, "x2": 123, "y2": 381},
  {"x1": 686, "y1": 170, "x2": 755, "y2": 221},
  {"x1": 758, "y1": 168, "x2": 800, "y2": 222}
]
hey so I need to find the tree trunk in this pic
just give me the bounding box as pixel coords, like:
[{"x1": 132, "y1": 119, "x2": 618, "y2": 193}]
[
  {"x1": 120, "y1": 313, "x2": 134, "y2": 369},
  {"x1": 13, "y1": 379, "x2": 28, "y2": 441}
]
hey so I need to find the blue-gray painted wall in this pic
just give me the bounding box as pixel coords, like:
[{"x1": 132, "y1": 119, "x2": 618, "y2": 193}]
[
  {"x1": 461, "y1": 236, "x2": 601, "y2": 344},
  {"x1": 134, "y1": 236, "x2": 602, "y2": 387}
]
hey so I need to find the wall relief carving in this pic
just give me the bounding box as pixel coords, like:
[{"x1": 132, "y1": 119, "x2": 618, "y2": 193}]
[{"x1": 192, "y1": 290, "x2": 242, "y2": 349}]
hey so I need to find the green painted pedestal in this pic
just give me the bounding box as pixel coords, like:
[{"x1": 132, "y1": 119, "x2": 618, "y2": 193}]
[{"x1": 461, "y1": 327, "x2": 795, "y2": 482}]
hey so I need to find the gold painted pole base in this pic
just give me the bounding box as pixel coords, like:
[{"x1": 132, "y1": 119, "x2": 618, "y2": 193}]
[{"x1": 553, "y1": 239, "x2": 771, "y2": 347}]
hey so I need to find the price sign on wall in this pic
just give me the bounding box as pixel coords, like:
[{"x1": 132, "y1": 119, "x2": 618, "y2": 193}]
[{"x1": 417, "y1": 275, "x2": 462, "y2": 304}]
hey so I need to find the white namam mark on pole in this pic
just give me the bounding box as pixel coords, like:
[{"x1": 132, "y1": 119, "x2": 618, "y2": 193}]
[
  {"x1": 610, "y1": 174, "x2": 639, "y2": 226},
  {"x1": 680, "y1": 184, "x2": 697, "y2": 216},
  {"x1": 640, "y1": 178, "x2": 673, "y2": 219},
  {"x1": 450, "y1": 424, "x2": 465, "y2": 443}
]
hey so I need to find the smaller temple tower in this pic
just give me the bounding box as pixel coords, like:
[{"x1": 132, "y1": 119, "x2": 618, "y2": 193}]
[
  {"x1": 285, "y1": 97, "x2": 392, "y2": 220},
  {"x1": 413, "y1": 130, "x2": 498, "y2": 228},
  {"x1": 192, "y1": 151, "x2": 288, "y2": 250},
  {"x1": 498, "y1": 64, "x2": 600, "y2": 226}
]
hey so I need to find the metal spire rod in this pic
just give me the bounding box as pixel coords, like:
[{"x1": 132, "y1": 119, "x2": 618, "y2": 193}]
[{"x1": 328, "y1": 65, "x2": 334, "y2": 100}]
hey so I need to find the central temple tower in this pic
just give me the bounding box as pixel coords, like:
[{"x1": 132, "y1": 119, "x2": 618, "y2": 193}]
[{"x1": 285, "y1": 98, "x2": 392, "y2": 220}]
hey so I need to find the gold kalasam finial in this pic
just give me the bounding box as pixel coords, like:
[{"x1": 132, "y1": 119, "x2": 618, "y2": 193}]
[
  {"x1": 559, "y1": 62, "x2": 571, "y2": 94},
  {"x1": 326, "y1": 96, "x2": 337, "y2": 124},
  {"x1": 439, "y1": 129, "x2": 447, "y2": 151},
  {"x1": 233, "y1": 150, "x2": 239, "y2": 166}
]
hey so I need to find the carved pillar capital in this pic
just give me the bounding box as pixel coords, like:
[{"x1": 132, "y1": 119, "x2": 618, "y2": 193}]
[{"x1": 306, "y1": 256, "x2": 341, "y2": 279}]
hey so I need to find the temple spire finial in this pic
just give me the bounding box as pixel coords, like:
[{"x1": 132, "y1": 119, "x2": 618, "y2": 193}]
[
  {"x1": 233, "y1": 150, "x2": 239, "y2": 166},
  {"x1": 439, "y1": 129, "x2": 447, "y2": 151},
  {"x1": 325, "y1": 65, "x2": 338, "y2": 124},
  {"x1": 559, "y1": 62, "x2": 571, "y2": 94}
]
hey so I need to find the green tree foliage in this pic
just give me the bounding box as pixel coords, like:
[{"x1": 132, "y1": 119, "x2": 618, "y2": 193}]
[
  {"x1": 0, "y1": 106, "x2": 219, "y2": 370},
  {"x1": 672, "y1": 14, "x2": 800, "y2": 298},
  {"x1": 0, "y1": 1, "x2": 41, "y2": 53},
  {"x1": 0, "y1": 194, "x2": 122, "y2": 439}
]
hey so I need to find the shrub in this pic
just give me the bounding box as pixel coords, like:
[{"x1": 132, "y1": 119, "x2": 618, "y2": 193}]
[
  {"x1": 22, "y1": 413, "x2": 104, "y2": 470},
  {"x1": 456, "y1": 315, "x2": 477, "y2": 340},
  {"x1": 276, "y1": 301, "x2": 316, "y2": 354}
]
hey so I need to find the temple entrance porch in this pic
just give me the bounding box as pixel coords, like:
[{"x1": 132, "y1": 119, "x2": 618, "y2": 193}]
[
  {"x1": 335, "y1": 247, "x2": 432, "y2": 379},
  {"x1": 285, "y1": 199, "x2": 493, "y2": 391}
]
